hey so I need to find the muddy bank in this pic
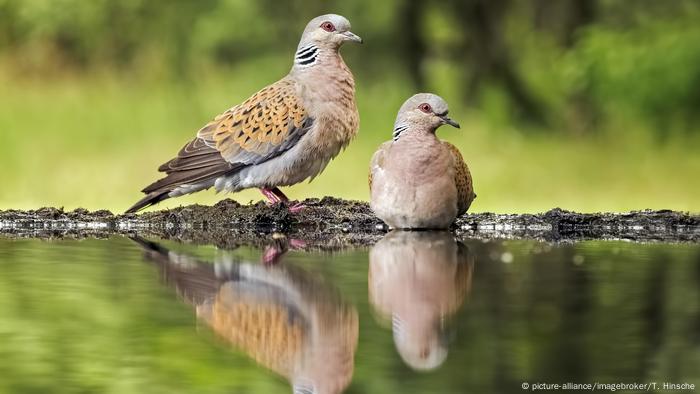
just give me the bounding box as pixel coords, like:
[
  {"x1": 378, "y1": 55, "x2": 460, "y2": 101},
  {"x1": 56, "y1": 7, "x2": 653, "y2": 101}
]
[{"x1": 0, "y1": 198, "x2": 698, "y2": 248}]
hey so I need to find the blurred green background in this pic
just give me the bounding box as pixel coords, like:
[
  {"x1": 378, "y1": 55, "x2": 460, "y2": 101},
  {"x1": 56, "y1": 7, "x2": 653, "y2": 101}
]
[{"x1": 1, "y1": 0, "x2": 699, "y2": 213}]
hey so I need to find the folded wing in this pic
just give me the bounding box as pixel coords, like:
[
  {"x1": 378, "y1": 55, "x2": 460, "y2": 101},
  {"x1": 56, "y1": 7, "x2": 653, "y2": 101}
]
[
  {"x1": 126, "y1": 78, "x2": 313, "y2": 213},
  {"x1": 443, "y1": 142, "x2": 476, "y2": 215}
]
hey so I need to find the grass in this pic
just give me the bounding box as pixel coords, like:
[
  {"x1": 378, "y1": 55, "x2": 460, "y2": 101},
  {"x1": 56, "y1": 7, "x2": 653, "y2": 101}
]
[{"x1": 1, "y1": 59, "x2": 699, "y2": 214}]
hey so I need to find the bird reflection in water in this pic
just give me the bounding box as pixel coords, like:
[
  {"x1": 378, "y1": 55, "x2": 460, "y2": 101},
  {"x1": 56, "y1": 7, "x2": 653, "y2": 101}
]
[
  {"x1": 132, "y1": 236, "x2": 358, "y2": 394},
  {"x1": 368, "y1": 231, "x2": 474, "y2": 371}
]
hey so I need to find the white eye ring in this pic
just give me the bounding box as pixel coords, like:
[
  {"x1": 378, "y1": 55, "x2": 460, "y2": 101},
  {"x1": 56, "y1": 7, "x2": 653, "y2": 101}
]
[
  {"x1": 419, "y1": 103, "x2": 432, "y2": 113},
  {"x1": 320, "y1": 22, "x2": 336, "y2": 32}
]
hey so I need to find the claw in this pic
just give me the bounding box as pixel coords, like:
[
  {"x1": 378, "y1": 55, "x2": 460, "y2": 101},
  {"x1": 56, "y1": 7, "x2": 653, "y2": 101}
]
[{"x1": 288, "y1": 202, "x2": 306, "y2": 213}]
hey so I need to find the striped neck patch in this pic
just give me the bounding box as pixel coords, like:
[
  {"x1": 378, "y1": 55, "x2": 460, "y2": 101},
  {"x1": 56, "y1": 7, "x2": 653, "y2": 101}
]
[
  {"x1": 295, "y1": 44, "x2": 319, "y2": 67},
  {"x1": 392, "y1": 124, "x2": 408, "y2": 141}
]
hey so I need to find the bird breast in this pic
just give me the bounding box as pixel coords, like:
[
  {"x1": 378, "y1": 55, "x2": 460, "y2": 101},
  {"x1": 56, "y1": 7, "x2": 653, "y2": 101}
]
[
  {"x1": 372, "y1": 139, "x2": 459, "y2": 228},
  {"x1": 385, "y1": 138, "x2": 453, "y2": 185},
  {"x1": 298, "y1": 55, "x2": 358, "y2": 149}
]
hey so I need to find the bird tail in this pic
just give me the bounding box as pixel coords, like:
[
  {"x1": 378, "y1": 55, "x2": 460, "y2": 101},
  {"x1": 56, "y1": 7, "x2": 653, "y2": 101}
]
[
  {"x1": 125, "y1": 191, "x2": 171, "y2": 214},
  {"x1": 124, "y1": 137, "x2": 239, "y2": 214},
  {"x1": 125, "y1": 173, "x2": 223, "y2": 214}
]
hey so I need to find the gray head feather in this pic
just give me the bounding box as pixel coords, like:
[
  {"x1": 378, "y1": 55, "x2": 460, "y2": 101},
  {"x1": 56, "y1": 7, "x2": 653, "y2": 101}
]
[
  {"x1": 298, "y1": 14, "x2": 358, "y2": 49},
  {"x1": 393, "y1": 93, "x2": 457, "y2": 140}
]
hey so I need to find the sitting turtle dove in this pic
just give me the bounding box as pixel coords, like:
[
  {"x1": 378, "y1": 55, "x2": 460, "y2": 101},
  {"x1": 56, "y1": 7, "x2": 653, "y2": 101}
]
[
  {"x1": 369, "y1": 93, "x2": 475, "y2": 229},
  {"x1": 127, "y1": 14, "x2": 362, "y2": 213}
]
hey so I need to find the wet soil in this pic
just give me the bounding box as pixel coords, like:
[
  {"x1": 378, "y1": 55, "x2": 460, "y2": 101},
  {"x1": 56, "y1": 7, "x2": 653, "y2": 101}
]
[{"x1": 1, "y1": 198, "x2": 698, "y2": 249}]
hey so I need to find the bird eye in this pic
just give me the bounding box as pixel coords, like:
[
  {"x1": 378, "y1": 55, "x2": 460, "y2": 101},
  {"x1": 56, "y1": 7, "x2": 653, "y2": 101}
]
[
  {"x1": 320, "y1": 22, "x2": 336, "y2": 32},
  {"x1": 419, "y1": 103, "x2": 432, "y2": 113}
]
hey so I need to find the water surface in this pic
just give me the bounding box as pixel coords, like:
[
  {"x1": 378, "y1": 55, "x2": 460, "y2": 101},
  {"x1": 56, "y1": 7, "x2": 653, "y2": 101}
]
[{"x1": 0, "y1": 233, "x2": 698, "y2": 393}]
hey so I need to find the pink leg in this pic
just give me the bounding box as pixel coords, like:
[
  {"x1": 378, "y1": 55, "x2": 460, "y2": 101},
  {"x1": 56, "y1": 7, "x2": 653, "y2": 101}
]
[
  {"x1": 262, "y1": 244, "x2": 285, "y2": 265},
  {"x1": 288, "y1": 238, "x2": 307, "y2": 249},
  {"x1": 288, "y1": 202, "x2": 306, "y2": 213},
  {"x1": 259, "y1": 187, "x2": 282, "y2": 204},
  {"x1": 261, "y1": 234, "x2": 288, "y2": 265},
  {"x1": 263, "y1": 187, "x2": 306, "y2": 213},
  {"x1": 260, "y1": 237, "x2": 307, "y2": 265},
  {"x1": 270, "y1": 187, "x2": 290, "y2": 202}
]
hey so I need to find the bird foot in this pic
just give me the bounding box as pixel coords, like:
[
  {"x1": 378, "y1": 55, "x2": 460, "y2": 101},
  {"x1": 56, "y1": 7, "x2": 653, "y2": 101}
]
[
  {"x1": 260, "y1": 187, "x2": 284, "y2": 204},
  {"x1": 261, "y1": 236, "x2": 306, "y2": 265},
  {"x1": 288, "y1": 238, "x2": 307, "y2": 249},
  {"x1": 262, "y1": 245, "x2": 284, "y2": 265},
  {"x1": 288, "y1": 202, "x2": 306, "y2": 213},
  {"x1": 258, "y1": 188, "x2": 305, "y2": 213}
]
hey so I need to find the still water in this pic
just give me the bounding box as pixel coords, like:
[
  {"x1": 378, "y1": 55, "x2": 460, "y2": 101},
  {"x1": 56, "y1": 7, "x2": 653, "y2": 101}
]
[{"x1": 0, "y1": 233, "x2": 698, "y2": 394}]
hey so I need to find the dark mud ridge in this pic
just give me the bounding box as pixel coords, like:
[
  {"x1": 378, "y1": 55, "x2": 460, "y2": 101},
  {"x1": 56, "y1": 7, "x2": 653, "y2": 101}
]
[{"x1": 1, "y1": 197, "x2": 698, "y2": 249}]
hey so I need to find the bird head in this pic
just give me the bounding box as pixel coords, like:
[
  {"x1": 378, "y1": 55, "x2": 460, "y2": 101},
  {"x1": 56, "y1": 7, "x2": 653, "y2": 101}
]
[
  {"x1": 393, "y1": 93, "x2": 460, "y2": 140},
  {"x1": 392, "y1": 313, "x2": 449, "y2": 371},
  {"x1": 298, "y1": 14, "x2": 362, "y2": 50}
]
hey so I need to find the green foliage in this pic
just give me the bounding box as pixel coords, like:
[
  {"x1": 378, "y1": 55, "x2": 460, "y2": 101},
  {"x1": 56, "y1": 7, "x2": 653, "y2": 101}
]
[
  {"x1": 2, "y1": 0, "x2": 700, "y2": 132},
  {"x1": 568, "y1": 15, "x2": 700, "y2": 131}
]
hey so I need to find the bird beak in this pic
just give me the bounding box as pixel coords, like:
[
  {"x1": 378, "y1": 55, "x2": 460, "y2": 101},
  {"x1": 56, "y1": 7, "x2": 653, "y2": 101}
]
[
  {"x1": 439, "y1": 115, "x2": 460, "y2": 129},
  {"x1": 341, "y1": 31, "x2": 363, "y2": 43}
]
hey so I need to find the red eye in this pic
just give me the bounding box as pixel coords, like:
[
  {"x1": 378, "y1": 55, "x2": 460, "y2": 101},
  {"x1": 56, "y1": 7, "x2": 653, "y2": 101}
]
[
  {"x1": 321, "y1": 22, "x2": 336, "y2": 32},
  {"x1": 419, "y1": 103, "x2": 432, "y2": 113}
]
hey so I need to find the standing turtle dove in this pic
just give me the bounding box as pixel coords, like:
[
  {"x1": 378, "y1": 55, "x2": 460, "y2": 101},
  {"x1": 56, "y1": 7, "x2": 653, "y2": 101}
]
[
  {"x1": 126, "y1": 14, "x2": 362, "y2": 213},
  {"x1": 369, "y1": 93, "x2": 475, "y2": 229}
]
